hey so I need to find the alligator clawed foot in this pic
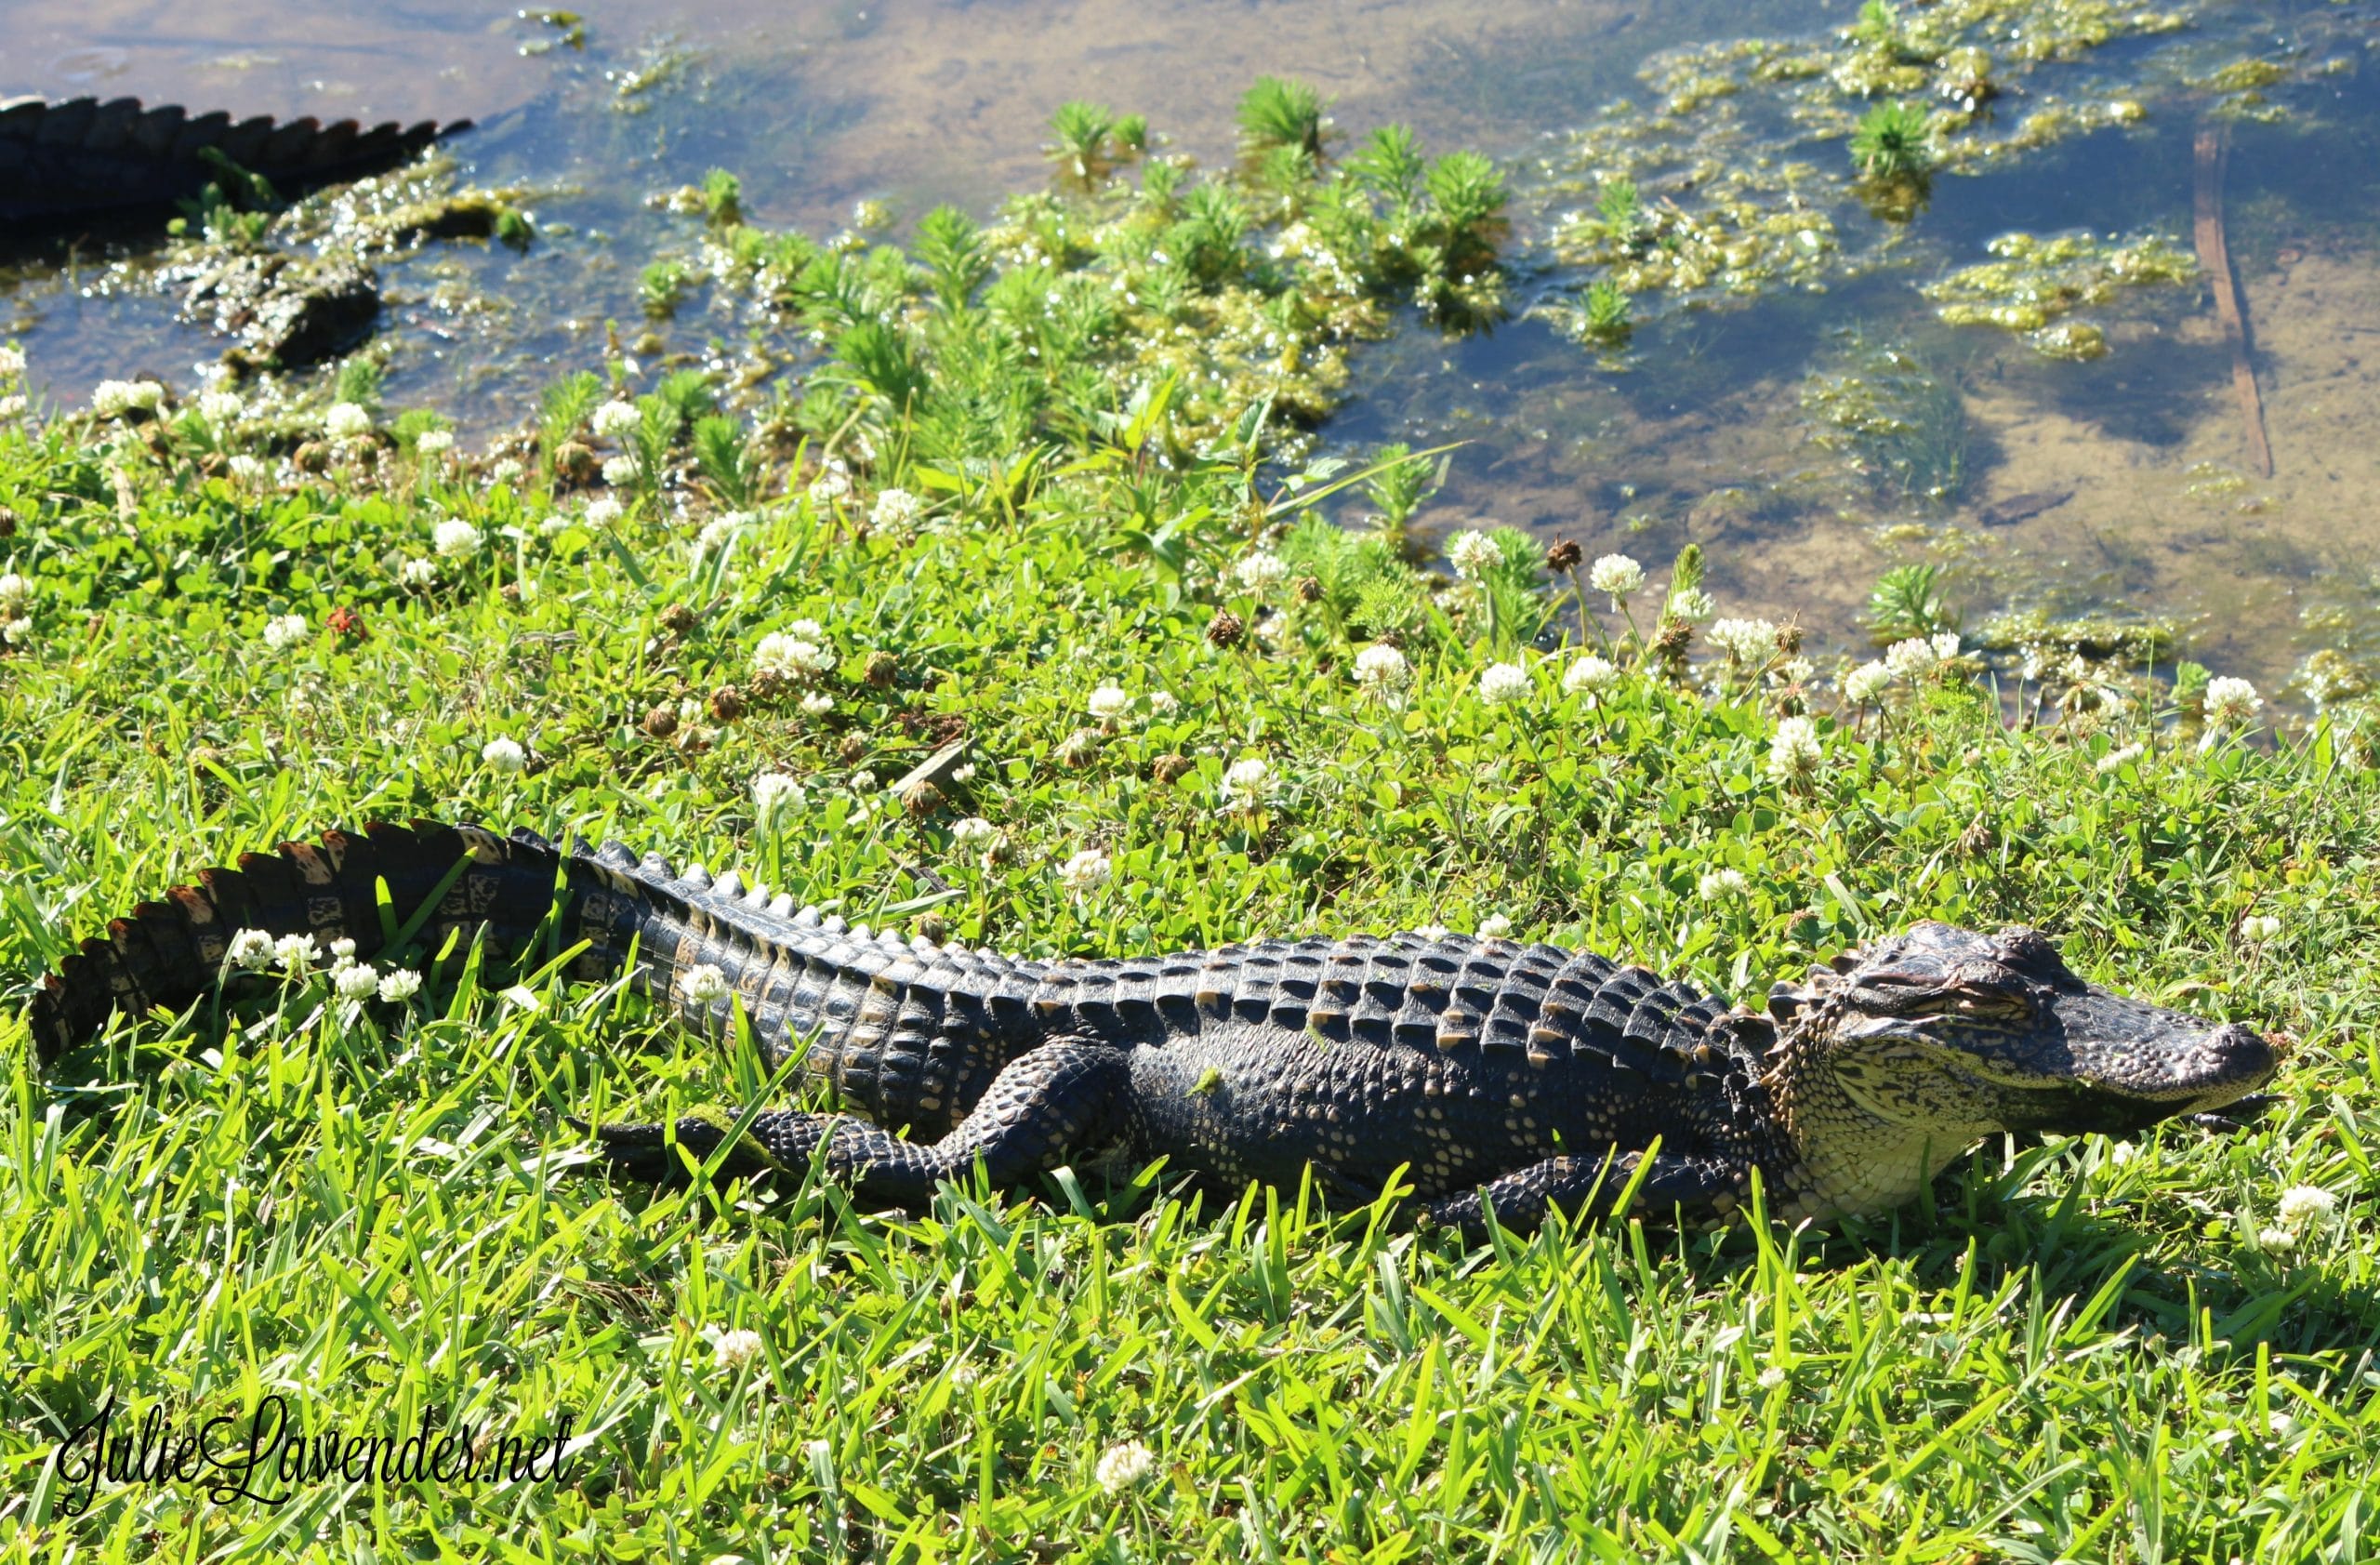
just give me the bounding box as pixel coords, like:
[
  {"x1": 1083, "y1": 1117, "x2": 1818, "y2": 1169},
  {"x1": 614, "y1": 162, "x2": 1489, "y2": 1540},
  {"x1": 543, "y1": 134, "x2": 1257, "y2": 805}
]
[{"x1": 2183, "y1": 1094, "x2": 2281, "y2": 1136}]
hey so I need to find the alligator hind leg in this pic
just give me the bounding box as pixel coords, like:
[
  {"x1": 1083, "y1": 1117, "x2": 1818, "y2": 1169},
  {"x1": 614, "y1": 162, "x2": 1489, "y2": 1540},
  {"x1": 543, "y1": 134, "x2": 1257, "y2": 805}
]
[
  {"x1": 585, "y1": 1037, "x2": 1137, "y2": 1209},
  {"x1": 1419, "y1": 1151, "x2": 1747, "y2": 1240}
]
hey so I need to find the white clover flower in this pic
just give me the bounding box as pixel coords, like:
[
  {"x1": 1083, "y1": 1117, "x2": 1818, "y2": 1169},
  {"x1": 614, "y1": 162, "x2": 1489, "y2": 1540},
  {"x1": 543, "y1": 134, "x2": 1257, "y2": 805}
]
[
  {"x1": 1778, "y1": 657, "x2": 1816, "y2": 686},
  {"x1": 1476, "y1": 913, "x2": 1514, "y2": 939},
  {"x1": 1088, "y1": 684, "x2": 1132, "y2": 722},
  {"x1": 2204, "y1": 676, "x2": 2262, "y2": 730},
  {"x1": 198, "y1": 390, "x2": 245, "y2": 428},
  {"x1": 952, "y1": 816, "x2": 998, "y2": 847},
  {"x1": 432, "y1": 518, "x2": 483, "y2": 558},
  {"x1": 1446, "y1": 529, "x2": 1500, "y2": 580},
  {"x1": 273, "y1": 933, "x2": 318, "y2": 975},
  {"x1": 328, "y1": 938, "x2": 357, "y2": 962},
  {"x1": 2240, "y1": 914, "x2": 2281, "y2": 945},
  {"x1": 1220, "y1": 757, "x2": 1272, "y2": 807},
  {"x1": 591, "y1": 400, "x2": 642, "y2": 438},
  {"x1": 0, "y1": 573, "x2": 28, "y2": 613},
  {"x1": 1667, "y1": 587, "x2": 1714, "y2": 623},
  {"x1": 1930, "y1": 631, "x2": 1962, "y2": 662},
  {"x1": 1233, "y1": 551, "x2": 1289, "y2": 592},
  {"x1": 1563, "y1": 654, "x2": 1618, "y2": 698},
  {"x1": 786, "y1": 617, "x2": 824, "y2": 639},
  {"x1": 807, "y1": 458, "x2": 852, "y2": 504},
  {"x1": 754, "y1": 631, "x2": 834, "y2": 680},
  {"x1": 260, "y1": 614, "x2": 308, "y2": 651},
  {"x1": 91, "y1": 379, "x2": 165, "y2": 418},
  {"x1": 0, "y1": 615, "x2": 30, "y2": 646},
  {"x1": 602, "y1": 454, "x2": 641, "y2": 487},
  {"x1": 679, "y1": 963, "x2": 733, "y2": 1004},
  {"x1": 799, "y1": 692, "x2": 834, "y2": 717},
  {"x1": 377, "y1": 968, "x2": 424, "y2": 1003},
  {"x1": 713, "y1": 1327, "x2": 765, "y2": 1369},
  {"x1": 2277, "y1": 1185, "x2": 2337, "y2": 1230},
  {"x1": 399, "y1": 559, "x2": 439, "y2": 588},
  {"x1": 1767, "y1": 715, "x2": 1823, "y2": 785},
  {"x1": 324, "y1": 401, "x2": 373, "y2": 441},
  {"x1": 1843, "y1": 661, "x2": 1892, "y2": 704},
  {"x1": 482, "y1": 736, "x2": 527, "y2": 773},
  {"x1": 0, "y1": 344, "x2": 22, "y2": 378},
  {"x1": 1095, "y1": 1439, "x2": 1156, "y2": 1493},
  {"x1": 870, "y1": 486, "x2": 923, "y2": 534},
  {"x1": 1588, "y1": 553, "x2": 1645, "y2": 601},
  {"x1": 1353, "y1": 643, "x2": 1410, "y2": 689},
  {"x1": 227, "y1": 928, "x2": 276, "y2": 972},
  {"x1": 697, "y1": 518, "x2": 737, "y2": 550},
  {"x1": 1707, "y1": 617, "x2": 1778, "y2": 665},
  {"x1": 1699, "y1": 868, "x2": 1750, "y2": 901},
  {"x1": 2096, "y1": 743, "x2": 2145, "y2": 775},
  {"x1": 1476, "y1": 661, "x2": 1530, "y2": 705},
  {"x1": 849, "y1": 770, "x2": 878, "y2": 794},
  {"x1": 491, "y1": 458, "x2": 526, "y2": 486},
  {"x1": 1756, "y1": 1366, "x2": 1787, "y2": 1391},
  {"x1": 1057, "y1": 849, "x2": 1112, "y2": 894},
  {"x1": 1884, "y1": 637, "x2": 1938, "y2": 682},
  {"x1": 754, "y1": 773, "x2": 807, "y2": 816},
  {"x1": 0, "y1": 396, "x2": 22, "y2": 419},
  {"x1": 583, "y1": 497, "x2": 626, "y2": 528},
  {"x1": 415, "y1": 429, "x2": 455, "y2": 458},
  {"x1": 950, "y1": 763, "x2": 978, "y2": 784},
  {"x1": 1147, "y1": 691, "x2": 1179, "y2": 716},
  {"x1": 227, "y1": 454, "x2": 269, "y2": 485},
  {"x1": 334, "y1": 964, "x2": 381, "y2": 1001},
  {"x1": 2259, "y1": 1225, "x2": 2296, "y2": 1251}
]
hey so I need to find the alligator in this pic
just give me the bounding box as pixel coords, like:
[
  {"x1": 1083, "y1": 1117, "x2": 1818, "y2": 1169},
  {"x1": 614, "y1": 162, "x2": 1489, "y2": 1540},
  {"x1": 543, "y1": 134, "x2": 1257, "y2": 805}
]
[
  {"x1": 0, "y1": 96, "x2": 466, "y2": 229},
  {"x1": 28, "y1": 821, "x2": 2281, "y2": 1234}
]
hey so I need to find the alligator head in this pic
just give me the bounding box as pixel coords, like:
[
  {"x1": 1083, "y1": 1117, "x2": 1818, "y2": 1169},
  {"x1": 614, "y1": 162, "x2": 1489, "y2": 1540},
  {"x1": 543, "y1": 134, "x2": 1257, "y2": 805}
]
[{"x1": 1764, "y1": 922, "x2": 2281, "y2": 1216}]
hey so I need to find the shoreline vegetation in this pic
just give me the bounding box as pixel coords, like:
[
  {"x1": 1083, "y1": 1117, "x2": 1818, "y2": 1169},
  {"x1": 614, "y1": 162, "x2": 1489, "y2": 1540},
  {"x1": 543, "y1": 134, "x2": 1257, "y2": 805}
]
[{"x1": 4, "y1": 61, "x2": 2379, "y2": 1563}]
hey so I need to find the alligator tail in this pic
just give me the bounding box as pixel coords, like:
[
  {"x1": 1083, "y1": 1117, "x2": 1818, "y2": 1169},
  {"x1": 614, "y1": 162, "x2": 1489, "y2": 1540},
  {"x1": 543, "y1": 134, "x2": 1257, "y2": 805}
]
[
  {"x1": 29, "y1": 820, "x2": 563, "y2": 1063},
  {"x1": 0, "y1": 97, "x2": 469, "y2": 226}
]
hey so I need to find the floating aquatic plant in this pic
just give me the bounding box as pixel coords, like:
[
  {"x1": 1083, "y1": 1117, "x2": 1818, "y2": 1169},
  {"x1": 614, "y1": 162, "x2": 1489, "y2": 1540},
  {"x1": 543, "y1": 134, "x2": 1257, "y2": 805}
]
[
  {"x1": 700, "y1": 168, "x2": 742, "y2": 227},
  {"x1": 1579, "y1": 280, "x2": 1633, "y2": 344},
  {"x1": 640, "y1": 259, "x2": 693, "y2": 319},
  {"x1": 1865, "y1": 562, "x2": 1958, "y2": 644},
  {"x1": 1801, "y1": 336, "x2": 1975, "y2": 505},
  {"x1": 665, "y1": 86, "x2": 1509, "y2": 458},
  {"x1": 1049, "y1": 101, "x2": 1128, "y2": 182},
  {"x1": 1236, "y1": 76, "x2": 1329, "y2": 159},
  {"x1": 915, "y1": 206, "x2": 992, "y2": 309},
  {"x1": 1593, "y1": 179, "x2": 1645, "y2": 247},
  {"x1": 1851, "y1": 100, "x2": 1936, "y2": 179},
  {"x1": 1923, "y1": 232, "x2": 2196, "y2": 355},
  {"x1": 1359, "y1": 442, "x2": 1446, "y2": 553}
]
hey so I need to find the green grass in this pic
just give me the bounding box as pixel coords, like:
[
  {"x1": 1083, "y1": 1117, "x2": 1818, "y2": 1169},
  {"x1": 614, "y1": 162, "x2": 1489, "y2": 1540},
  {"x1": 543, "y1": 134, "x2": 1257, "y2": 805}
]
[{"x1": 5, "y1": 230, "x2": 2380, "y2": 1558}]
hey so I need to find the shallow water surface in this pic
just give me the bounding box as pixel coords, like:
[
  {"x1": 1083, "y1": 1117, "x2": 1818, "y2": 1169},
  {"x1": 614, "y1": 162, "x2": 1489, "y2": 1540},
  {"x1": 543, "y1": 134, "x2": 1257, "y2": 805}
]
[{"x1": 4, "y1": 0, "x2": 2376, "y2": 694}]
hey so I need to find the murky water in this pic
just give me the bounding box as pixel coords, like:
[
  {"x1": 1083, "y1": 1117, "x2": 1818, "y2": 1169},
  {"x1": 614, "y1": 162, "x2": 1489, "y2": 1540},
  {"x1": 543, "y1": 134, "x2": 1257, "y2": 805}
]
[{"x1": 4, "y1": 0, "x2": 2376, "y2": 695}]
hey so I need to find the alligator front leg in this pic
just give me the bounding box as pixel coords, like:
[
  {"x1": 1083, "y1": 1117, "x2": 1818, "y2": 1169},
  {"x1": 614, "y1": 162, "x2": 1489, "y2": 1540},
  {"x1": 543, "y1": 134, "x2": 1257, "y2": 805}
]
[
  {"x1": 1418, "y1": 1150, "x2": 1749, "y2": 1240},
  {"x1": 584, "y1": 1037, "x2": 1138, "y2": 1209}
]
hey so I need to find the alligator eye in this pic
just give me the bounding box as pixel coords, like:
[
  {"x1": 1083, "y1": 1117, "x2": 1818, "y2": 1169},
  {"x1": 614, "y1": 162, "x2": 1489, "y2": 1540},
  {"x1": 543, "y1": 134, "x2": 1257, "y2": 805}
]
[{"x1": 1995, "y1": 927, "x2": 2060, "y2": 970}]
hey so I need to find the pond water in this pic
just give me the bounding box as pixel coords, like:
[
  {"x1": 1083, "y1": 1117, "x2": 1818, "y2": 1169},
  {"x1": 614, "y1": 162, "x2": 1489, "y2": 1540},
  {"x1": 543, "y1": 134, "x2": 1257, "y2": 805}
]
[{"x1": 4, "y1": 0, "x2": 2375, "y2": 695}]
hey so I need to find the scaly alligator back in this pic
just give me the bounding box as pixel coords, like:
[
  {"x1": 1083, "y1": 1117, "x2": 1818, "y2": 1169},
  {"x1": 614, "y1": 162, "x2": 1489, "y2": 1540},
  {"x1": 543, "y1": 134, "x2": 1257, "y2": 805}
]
[
  {"x1": 33, "y1": 822, "x2": 1750, "y2": 1162},
  {"x1": 0, "y1": 96, "x2": 467, "y2": 226}
]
